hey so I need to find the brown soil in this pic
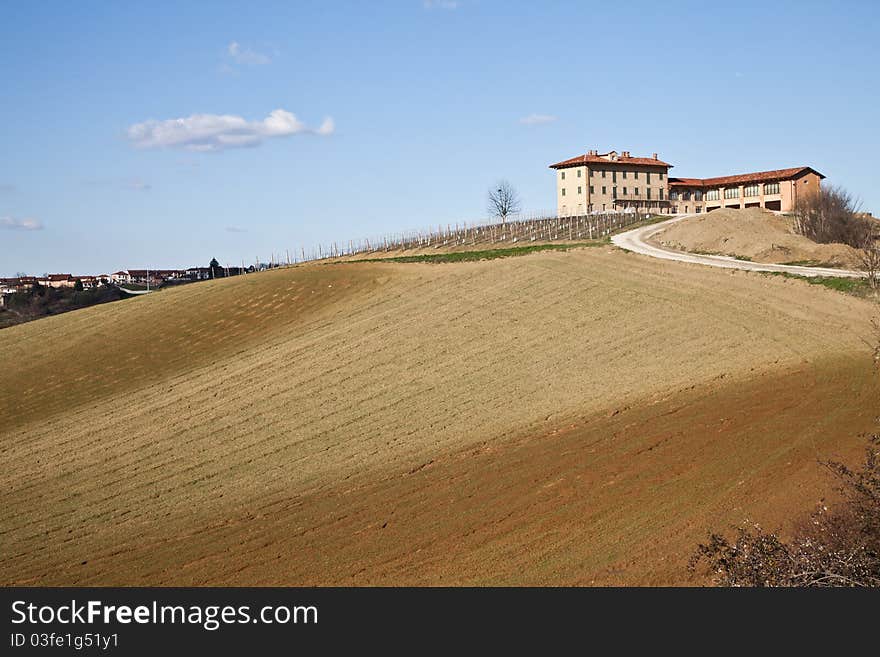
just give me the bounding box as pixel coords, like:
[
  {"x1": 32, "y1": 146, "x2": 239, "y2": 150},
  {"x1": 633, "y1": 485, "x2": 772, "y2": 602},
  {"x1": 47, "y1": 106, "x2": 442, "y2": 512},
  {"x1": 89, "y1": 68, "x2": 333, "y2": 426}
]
[
  {"x1": 1, "y1": 246, "x2": 877, "y2": 585},
  {"x1": 652, "y1": 208, "x2": 863, "y2": 268}
]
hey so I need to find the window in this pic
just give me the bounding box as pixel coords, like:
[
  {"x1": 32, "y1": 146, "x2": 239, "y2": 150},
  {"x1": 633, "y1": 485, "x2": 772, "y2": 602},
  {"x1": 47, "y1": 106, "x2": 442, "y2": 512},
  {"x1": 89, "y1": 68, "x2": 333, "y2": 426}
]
[
  {"x1": 578, "y1": 186, "x2": 582, "y2": 195},
  {"x1": 612, "y1": 187, "x2": 617, "y2": 198},
  {"x1": 577, "y1": 169, "x2": 582, "y2": 178},
  {"x1": 695, "y1": 190, "x2": 703, "y2": 201},
  {"x1": 764, "y1": 182, "x2": 780, "y2": 195},
  {"x1": 659, "y1": 189, "x2": 664, "y2": 200},
  {"x1": 602, "y1": 186, "x2": 606, "y2": 195},
  {"x1": 705, "y1": 189, "x2": 720, "y2": 201},
  {"x1": 561, "y1": 171, "x2": 566, "y2": 180},
  {"x1": 622, "y1": 187, "x2": 628, "y2": 195},
  {"x1": 634, "y1": 172, "x2": 639, "y2": 180},
  {"x1": 635, "y1": 187, "x2": 640, "y2": 196},
  {"x1": 561, "y1": 188, "x2": 566, "y2": 196},
  {"x1": 601, "y1": 170, "x2": 606, "y2": 178},
  {"x1": 589, "y1": 186, "x2": 594, "y2": 194},
  {"x1": 744, "y1": 184, "x2": 760, "y2": 197},
  {"x1": 589, "y1": 169, "x2": 594, "y2": 178},
  {"x1": 647, "y1": 188, "x2": 652, "y2": 200},
  {"x1": 696, "y1": 206, "x2": 702, "y2": 213},
  {"x1": 623, "y1": 171, "x2": 628, "y2": 179},
  {"x1": 670, "y1": 191, "x2": 679, "y2": 200},
  {"x1": 724, "y1": 187, "x2": 739, "y2": 199},
  {"x1": 612, "y1": 171, "x2": 617, "y2": 183},
  {"x1": 660, "y1": 172, "x2": 664, "y2": 180},
  {"x1": 646, "y1": 172, "x2": 652, "y2": 184}
]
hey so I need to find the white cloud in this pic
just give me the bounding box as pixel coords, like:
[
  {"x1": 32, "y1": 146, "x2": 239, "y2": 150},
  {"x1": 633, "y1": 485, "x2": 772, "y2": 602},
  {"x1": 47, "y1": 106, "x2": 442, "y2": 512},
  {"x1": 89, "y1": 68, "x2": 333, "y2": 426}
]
[
  {"x1": 126, "y1": 109, "x2": 335, "y2": 152},
  {"x1": 1, "y1": 216, "x2": 43, "y2": 231},
  {"x1": 227, "y1": 41, "x2": 271, "y2": 65},
  {"x1": 519, "y1": 114, "x2": 557, "y2": 125},
  {"x1": 424, "y1": 1, "x2": 459, "y2": 9},
  {"x1": 315, "y1": 117, "x2": 335, "y2": 136}
]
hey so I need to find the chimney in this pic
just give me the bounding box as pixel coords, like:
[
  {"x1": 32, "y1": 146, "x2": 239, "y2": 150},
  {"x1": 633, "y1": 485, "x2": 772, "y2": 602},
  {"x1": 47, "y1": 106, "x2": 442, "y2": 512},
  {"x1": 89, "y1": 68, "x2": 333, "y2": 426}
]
[{"x1": 652, "y1": 153, "x2": 658, "y2": 160}]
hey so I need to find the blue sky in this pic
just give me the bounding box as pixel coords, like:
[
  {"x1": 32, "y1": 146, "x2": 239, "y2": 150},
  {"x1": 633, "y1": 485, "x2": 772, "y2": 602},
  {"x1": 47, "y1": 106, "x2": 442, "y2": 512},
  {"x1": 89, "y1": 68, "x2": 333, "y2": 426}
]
[{"x1": 1, "y1": 0, "x2": 878, "y2": 276}]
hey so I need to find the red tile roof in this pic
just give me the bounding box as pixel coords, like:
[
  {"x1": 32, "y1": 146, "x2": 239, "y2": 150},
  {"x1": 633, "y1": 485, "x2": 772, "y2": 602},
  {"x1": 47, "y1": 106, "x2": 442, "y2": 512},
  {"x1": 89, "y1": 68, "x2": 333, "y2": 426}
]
[
  {"x1": 550, "y1": 151, "x2": 672, "y2": 169},
  {"x1": 48, "y1": 274, "x2": 72, "y2": 281},
  {"x1": 668, "y1": 167, "x2": 824, "y2": 188}
]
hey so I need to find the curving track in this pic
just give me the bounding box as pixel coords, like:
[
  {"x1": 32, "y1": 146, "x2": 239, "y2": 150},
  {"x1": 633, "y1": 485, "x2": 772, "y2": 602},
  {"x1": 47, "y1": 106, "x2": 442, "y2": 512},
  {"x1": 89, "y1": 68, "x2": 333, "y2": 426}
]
[{"x1": 612, "y1": 214, "x2": 865, "y2": 278}]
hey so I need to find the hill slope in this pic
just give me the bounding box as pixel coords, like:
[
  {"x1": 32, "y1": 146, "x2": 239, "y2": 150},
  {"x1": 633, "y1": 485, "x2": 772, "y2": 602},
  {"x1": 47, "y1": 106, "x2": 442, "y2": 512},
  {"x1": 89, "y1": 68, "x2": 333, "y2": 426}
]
[
  {"x1": 1, "y1": 247, "x2": 877, "y2": 585},
  {"x1": 653, "y1": 208, "x2": 862, "y2": 268}
]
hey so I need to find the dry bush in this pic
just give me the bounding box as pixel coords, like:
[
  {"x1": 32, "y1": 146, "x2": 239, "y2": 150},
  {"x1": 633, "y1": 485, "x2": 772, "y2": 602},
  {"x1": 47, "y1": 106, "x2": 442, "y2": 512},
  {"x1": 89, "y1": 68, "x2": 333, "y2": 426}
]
[
  {"x1": 861, "y1": 238, "x2": 880, "y2": 289},
  {"x1": 792, "y1": 185, "x2": 871, "y2": 248},
  {"x1": 692, "y1": 431, "x2": 880, "y2": 587}
]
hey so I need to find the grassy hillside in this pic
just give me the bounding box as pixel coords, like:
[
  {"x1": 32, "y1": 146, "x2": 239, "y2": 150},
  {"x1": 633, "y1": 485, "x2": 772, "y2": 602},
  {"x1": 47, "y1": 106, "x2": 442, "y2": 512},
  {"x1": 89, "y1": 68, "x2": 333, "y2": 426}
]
[{"x1": 1, "y1": 245, "x2": 877, "y2": 585}]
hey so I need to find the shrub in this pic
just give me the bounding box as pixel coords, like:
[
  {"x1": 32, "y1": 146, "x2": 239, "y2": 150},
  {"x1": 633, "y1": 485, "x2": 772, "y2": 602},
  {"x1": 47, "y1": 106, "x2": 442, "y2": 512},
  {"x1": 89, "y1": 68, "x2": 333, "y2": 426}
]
[
  {"x1": 792, "y1": 185, "x2": 872, "y2": 248},
  {"x1": 691, "y1": 432, "x2": 880, "y2": 587}
]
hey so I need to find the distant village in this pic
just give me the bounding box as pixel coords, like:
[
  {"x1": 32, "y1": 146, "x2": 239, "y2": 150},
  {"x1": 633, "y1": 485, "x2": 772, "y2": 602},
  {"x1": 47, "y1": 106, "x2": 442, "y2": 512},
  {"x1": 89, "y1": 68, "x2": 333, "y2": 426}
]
[{"x1": 0, "y1": 263, "x2": 261, "y2": 300}]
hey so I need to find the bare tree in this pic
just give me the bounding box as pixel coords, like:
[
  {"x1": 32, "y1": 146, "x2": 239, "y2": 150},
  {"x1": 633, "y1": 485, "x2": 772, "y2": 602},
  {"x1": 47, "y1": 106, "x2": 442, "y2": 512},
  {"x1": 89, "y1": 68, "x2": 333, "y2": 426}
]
[
  {"x1": 488, "y1": 180, "x2": 521, "y2": 224},
  {"x1": 792, "y1": 184, "x2": 869, "y2": 248},
  {"x1": 861, "y1": 233, "x2": 880, "y2": 290}
]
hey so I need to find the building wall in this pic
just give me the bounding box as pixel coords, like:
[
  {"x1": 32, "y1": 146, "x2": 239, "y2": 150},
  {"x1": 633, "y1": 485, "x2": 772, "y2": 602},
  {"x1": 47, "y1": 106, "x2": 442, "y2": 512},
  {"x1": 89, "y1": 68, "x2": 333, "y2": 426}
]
[
  {"x1": 670, "y1": 171, "x2": 823, "y2": 214},
  {"x1": 557, "y1": 162, "x2": 670, "y2": 215},
  {"x1": 556, "y1": 165, "x2": 588, "y2": 216}
]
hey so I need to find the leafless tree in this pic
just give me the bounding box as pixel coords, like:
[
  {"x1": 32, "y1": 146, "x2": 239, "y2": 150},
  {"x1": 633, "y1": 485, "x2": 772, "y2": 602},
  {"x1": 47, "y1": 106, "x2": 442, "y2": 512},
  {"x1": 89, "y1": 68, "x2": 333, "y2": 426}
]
[
  {"x1": 488, "y1": 180, "x2": 521, "y2": 224},
  {"x1": 861, "y1": 234, "x2": 880, "y2": 290},
  {"x1": 792, "y1": 184, "x2": 869, "y2": 248}
]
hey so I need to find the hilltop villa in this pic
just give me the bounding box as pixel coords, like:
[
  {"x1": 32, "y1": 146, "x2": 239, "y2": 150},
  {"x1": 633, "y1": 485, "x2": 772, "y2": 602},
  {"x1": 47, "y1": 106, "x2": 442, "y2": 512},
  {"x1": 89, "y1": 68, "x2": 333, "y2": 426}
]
[{"x1": 550, "y1": 150, "x2": 824, "y2": 216}]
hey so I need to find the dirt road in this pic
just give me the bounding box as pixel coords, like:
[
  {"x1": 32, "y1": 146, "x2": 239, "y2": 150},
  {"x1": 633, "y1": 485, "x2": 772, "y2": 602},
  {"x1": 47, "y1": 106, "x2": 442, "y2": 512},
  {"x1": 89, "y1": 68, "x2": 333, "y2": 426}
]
[{"x1": 612, "y1": 215, "x2": 866, "y2": 278}]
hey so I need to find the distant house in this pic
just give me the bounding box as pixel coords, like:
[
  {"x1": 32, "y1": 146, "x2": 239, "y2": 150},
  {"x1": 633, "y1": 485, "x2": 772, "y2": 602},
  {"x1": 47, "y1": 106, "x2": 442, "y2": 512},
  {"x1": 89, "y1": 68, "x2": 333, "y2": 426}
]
[
  {"x1": 111, "y1": 270, "x2": 131, "y2": 284},
  {"x1": 46, "y1": 274, "x2": 75, "y2": 289},
  {"x1": 75, "y1": 276, "x2": 99, "y2": 289},
  {"x1": 185, "y1": 267, "x2": 213, "y2": 281},
  {"x1": 16, "y1": 276, "x2": 37, "y2": 290},
  {"x1": 0, "y1": 278, "x2": 17, "y2": 295}
]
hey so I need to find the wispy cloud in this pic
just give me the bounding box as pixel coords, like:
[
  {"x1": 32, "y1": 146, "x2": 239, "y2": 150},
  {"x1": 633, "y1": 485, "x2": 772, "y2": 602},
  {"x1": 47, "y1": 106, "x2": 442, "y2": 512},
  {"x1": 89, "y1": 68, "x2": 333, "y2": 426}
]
[
  {"x1": 226, "y1": 226, "x2": 247, "y2": 233},
  {"x1": 519, "y1": 114, "x2": 557, "y2": 125},
  {"x1": 0, "y1": 183, "x2": 16, "y2": 193},
  {"x1": 126, "y1": 180, "x2": 152, "y2": 191},
  {"x1": 1, "y1": 216, "x2": 43, "y2": 231},
  {"x1": 423, "y1": 0, "x2": 460, "y2": 9},
  {"x1": 227, "y1": 41, "x2": 271, "y2": 65},
  {"x1": 126, "y1": 109, "x2": 335, "y2": 152},
  {"x1": 83, "y1": 178, "x2": 152, "y2": 191}
]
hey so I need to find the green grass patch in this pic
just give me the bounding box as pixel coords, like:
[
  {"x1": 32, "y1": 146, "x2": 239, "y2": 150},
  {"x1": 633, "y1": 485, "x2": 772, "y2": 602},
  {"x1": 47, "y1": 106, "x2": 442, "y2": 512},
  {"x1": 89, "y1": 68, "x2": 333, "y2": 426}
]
[
  {"x1": 356, "y1": 241, "x2": 605, "y2": 264},
  {"x1": 780, "y1": 259, "x2": 844, "y2": 269},
  {"x1": 688, "y1": 248, "x2": 753, "y2": 261},
  {"x1": 761, "y1": 271, "x2": 870, "y2": 296}
]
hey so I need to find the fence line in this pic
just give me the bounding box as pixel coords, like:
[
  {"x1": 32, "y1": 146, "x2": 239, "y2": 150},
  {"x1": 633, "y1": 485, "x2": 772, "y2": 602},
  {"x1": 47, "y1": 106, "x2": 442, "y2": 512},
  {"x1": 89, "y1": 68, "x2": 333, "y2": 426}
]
[{"x1": 261, "y1": 208, "x2": 657, "y2": 267}]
